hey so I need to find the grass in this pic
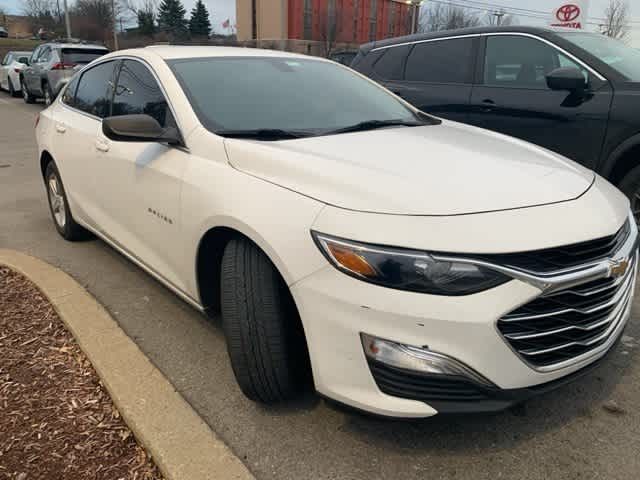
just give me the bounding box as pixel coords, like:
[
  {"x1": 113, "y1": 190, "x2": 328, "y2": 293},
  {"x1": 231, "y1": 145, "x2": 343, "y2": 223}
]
[{"x1": 0, "y1": 38, "x2": 40, "y2": 48}]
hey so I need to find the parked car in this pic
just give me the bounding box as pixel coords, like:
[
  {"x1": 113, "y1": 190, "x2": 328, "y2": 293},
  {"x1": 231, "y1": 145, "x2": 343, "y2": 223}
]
[
  {"x1": 352, "y1": 26, "x2": 640, "y2": 219},
  {"x1": 0, "y1": 51, "x2": 31, "y2": 96},
  {"x1": 328, "y1": 50, "x2": 358, "y2": 66},
  {"x1": 36, "y1": 47, "x2": 637, "y2": 418},
  {"x1": 21, "y1": 41, "x2": 109, "y2": 105},
  {"x1": 0, "y1": 27, "x2": 8, "y2": 38}
]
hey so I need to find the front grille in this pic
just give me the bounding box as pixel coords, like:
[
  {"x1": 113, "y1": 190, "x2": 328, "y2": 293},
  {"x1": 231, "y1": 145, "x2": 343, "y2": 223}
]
[
  {"x1": 472, "y1": 220, "x2": 630, "y2": 274},
  {"x1": 497, "y1": 255, "x2": 635, "y2": 369}
]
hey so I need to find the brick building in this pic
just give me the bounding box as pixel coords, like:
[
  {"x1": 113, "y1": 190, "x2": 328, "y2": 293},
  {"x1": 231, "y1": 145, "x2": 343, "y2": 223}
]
[{"x1": 236, "y1": 0, "x2": 419, "y2": 44}]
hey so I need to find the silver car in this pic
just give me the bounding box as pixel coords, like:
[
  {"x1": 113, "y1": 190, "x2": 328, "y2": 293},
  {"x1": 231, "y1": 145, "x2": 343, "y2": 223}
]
[{"x1": 21, "y1": 42, "x2": 109, "y2": 105}]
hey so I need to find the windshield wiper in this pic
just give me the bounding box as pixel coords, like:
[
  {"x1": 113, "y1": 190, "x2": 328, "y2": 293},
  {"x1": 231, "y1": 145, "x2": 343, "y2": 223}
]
[
  {"x1": 323, "y1": 119, "x2": 426, "y2": 136},
  {"x1": 217, "y1": 128, "x2": 312, "y2": 140}
]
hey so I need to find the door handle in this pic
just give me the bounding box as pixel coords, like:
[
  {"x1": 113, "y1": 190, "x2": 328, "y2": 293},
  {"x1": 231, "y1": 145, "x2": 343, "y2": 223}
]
[
  {"x1": 95, "y1": 140, "x2": 109, "y2": 152},
  {"x1": 55, "y1": 124, "x2": 66, "y2": 133},
  {"x1": 480, "y1": 99, "x2": 496, "y2": 112}
]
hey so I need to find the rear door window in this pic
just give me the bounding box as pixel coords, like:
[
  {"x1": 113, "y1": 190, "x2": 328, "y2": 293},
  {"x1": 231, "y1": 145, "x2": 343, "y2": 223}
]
[
  {"x1": 74, "y1": 60, "x2": 117, "y2": 118},
  {"x1": 405, "y1": 38, "x2": 475, "y2": 84},
  {"x1": 62, "y1": 49, "x2": 109, "y2": 66},
  {"x1": 373, "y1": 45, "x2": 410, "y2": 80}
]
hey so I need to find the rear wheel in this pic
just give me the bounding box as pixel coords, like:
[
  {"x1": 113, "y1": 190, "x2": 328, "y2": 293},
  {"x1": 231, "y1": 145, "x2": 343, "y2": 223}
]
[
  {"x1": 21, "y1": 78, "x2": 35, "y2": 103},
  {"x1": 8, "y1": 77, "x2": 18, "y2": 97},
  {"x1": 221, "y1": 237, "x2": 310, "y2": 403},
  {"x1": 44, "y1": 161, "x2": 88, "y2": 241},
  {"x1": 43, "y1": 82, "x2": 54, "y2": 106}
]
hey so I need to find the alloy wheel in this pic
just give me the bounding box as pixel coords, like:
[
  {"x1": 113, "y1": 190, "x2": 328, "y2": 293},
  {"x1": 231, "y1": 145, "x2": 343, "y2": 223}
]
[
  {"x1": 44, "y1": 88, "x2": 51, "y2": 106},
  {"x1": 47, "y1": 174, "x2": 66, "y2": 228},
  {"x1": 632, "y1": 191, "x2": 640, "y2": 225}
]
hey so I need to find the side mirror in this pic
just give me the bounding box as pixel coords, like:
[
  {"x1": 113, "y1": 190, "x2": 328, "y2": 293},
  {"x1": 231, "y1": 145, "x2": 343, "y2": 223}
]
[
  {"x1": 102, "y1": 114, "x2": 182, "y2": 145},
  {"x1": 18, "y1": 57, "x2": 29, "y2": 65},
  {"x1": 546, "y1": 67, "x2": 586, "y2": 92}
]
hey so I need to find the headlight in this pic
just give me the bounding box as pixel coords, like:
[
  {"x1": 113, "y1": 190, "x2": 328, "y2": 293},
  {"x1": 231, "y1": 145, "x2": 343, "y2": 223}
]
[{"x1": 312, "y1": 232, "x2": 509, "y2": 295}]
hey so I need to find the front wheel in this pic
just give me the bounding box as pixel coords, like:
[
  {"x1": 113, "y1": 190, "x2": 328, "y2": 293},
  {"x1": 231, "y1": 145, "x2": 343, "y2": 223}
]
[
  {"x1": 618, "y1": 165, "x2": 640, "y2": 224},
  {"x1": 44, "y1": 161, "x2": 88, "y2": 241},
  {"x1": 43, "y1": 82, "x2": 54, "y2": 106},
  {"x1": 221, "y1": 237, "x2": 310, "y2": 403}
]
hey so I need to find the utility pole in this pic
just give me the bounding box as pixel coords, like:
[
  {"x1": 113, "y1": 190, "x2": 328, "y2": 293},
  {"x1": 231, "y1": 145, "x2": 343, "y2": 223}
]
[
  {"x1": 491, "y1": 10, "x2": 506, "y2": 26},
  {"x1": 62, "y1": 0, "x2": 72, "y2": 39},
  {"x1": 111, "y1": 0, "x2": 119, "y2": 50}
]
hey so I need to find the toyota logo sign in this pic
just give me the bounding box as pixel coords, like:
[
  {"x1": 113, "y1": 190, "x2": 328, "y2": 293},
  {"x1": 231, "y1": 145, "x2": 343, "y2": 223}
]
[
  {"x1": 556, "y1": 4, "x2": 581, "y2": 22},
  {"x1": 550, "y1": 0, "x2": 589, "y2": 29}
]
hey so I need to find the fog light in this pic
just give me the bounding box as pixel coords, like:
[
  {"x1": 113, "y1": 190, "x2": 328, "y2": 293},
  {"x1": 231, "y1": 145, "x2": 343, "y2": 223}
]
[{"x1": 361, "y1": 333, "x2": 493, "y2": 386}]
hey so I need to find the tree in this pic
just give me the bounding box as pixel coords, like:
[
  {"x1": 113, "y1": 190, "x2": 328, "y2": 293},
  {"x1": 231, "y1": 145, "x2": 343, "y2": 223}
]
[
  {"x1": 601, "y1": 0, "x2": 629, "y2": 41},
  {"x1": 121, "y1": 0, "x2": 157, "y2": 36},
  {"x1": 419, "y1": 3, "x2": 480, "y2": 32},
  {"x1": 319, "y1": 0, "x2": 341, "y2": 57},
  {"x1": 22, "y1": 0, "x2": 63, "y2": 37},
  {"x1": 188, "y1": 0, "x2": 210, "y2": 37},
  {"x1": 70, "y1": 0, "x2": 114, "y2": 43},
  {"x1": 157, "y1": 0, "x2": 187, "y2": 38}
]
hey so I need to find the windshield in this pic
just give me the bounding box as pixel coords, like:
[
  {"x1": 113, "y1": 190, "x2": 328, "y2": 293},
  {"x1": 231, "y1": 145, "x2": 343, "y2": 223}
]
[
  {"x1": 61, "y1": 48, "x2": 109, "y2": 65},
  {"x1": 168, "y1": 56, "x2": 423, "y2": 136},
  {"x1": 557, "y1": 32, "x2": 640, "y2": 81}
]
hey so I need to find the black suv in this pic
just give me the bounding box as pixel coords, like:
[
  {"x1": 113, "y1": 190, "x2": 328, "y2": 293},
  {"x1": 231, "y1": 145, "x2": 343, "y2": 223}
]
[{"x1": 352, "y1": 26, "x2": 640, "y2": 216}]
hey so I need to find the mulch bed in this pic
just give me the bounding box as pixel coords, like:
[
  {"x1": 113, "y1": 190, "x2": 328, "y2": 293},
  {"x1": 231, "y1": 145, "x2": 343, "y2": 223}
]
[{"x1": 0, "y1": 266, "x2": 164, "y2": 480}]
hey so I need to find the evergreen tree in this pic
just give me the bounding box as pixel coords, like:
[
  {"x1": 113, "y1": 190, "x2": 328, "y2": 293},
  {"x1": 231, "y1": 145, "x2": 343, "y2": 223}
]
[
  {"x1": 137, "y1": 9, "x2": 156, "y2": 36},
  {"x1": 188, "y1": 0, "x2": 211, "y2": 37},
  {"x1": 157, "y1": 0, "x2": 187, "y2": 37}
]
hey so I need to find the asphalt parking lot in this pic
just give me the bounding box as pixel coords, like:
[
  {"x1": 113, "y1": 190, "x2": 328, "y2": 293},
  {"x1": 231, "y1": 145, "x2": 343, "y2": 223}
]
[{"x1": 2, "y1": 91, "x2": 640, "y2": 480}]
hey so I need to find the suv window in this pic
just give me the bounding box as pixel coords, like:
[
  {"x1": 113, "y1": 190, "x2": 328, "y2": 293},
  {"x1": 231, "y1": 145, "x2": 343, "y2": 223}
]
[
  {"x1": 38, "y1": 47, "x2": 51, "y2": 63},
  {"x1": 112, "y1": 60, "x2": 173, "y2": 127},
  {"x1": 74, "y1": 61, "x2": 117, "y2": 118},
  {"x1": 373, "y1": 45, "x2": 410, "y2": 80},
  {"x1": 405, "y1": 38, "x2": 474, "y2": 84},
  {"x1": 62, "y1": 48, "x2": 109, "y2": 66},
  {"x1": 484, "y1": 35, "x2": 587, "y2": 89},
  {"x1": 29, "y1": 47, "x2": 41, "y2": 65},
  {"x1": 1, "y1": 54, "x2": 10, "y2": 65}
]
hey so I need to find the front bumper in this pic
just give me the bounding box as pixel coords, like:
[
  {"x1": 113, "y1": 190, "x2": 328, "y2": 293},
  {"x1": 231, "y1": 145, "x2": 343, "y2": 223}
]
[{"x1": 292, "y1": 205, "x2": 637, "y2": 417}]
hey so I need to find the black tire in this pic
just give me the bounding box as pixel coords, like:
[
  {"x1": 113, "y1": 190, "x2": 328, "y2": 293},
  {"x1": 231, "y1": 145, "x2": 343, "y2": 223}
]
[
  {"x1": 44, "y1": 161, "x2": 89, "y2": 241},
  {"x1": 8, "y1": 77, "x2": 18, "y2": 97},
  {"x1": 618, "y1": 165, "x2": 640, "y2": 223},
  {"x1": 221, "y1": 237, "x2": 310, "y2": 403},
  {"x1": 43, "y1": 81, "x2": 54, "y2": 106},
  {"x1": 21, "y1": 78, "x2": 35, "y2": 103}
]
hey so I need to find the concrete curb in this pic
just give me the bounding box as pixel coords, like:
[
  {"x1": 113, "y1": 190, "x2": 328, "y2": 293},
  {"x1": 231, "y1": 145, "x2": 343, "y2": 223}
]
[{"x1": 0, "y1": 249, "x2": 255, "y2": 480}]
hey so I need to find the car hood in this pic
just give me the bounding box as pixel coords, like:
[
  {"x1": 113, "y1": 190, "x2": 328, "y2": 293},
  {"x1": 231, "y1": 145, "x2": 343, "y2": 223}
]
[{"x1": 223, "y1": 120, "x2": 595, "y2": 216}]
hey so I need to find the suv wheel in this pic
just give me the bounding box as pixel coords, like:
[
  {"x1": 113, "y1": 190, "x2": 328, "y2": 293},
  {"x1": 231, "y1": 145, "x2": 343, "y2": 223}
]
[
  {"x1": 619, "y1": 165, "x2": 640, "y2": 224},
  {"x1": 43, "y1": 82, "x2": 54, "y2": 106},
  {"x1": 21, "y1": 79, "x2": 35, "y2": 103},
  {"x1": 221, "y1": 237, "x2": 310, "y2": 403},
  {"x1": 44, "y1": 161, "x2": 88, "y2": 241},
  {"x1": 8, "y1": 77, "x2": 17, "y2": 97}
]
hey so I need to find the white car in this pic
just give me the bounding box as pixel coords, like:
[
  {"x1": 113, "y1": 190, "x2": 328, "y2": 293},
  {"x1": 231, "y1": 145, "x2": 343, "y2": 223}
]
[
  {"x1": 0, "y1": 51, "x2": 31, "y2": 96},
  {"x1": 36, "y1": 47, "x2": 637, "y2": 418}
]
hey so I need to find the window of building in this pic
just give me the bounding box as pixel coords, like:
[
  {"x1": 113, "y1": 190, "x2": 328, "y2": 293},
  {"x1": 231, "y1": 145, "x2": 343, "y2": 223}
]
[{"x1": 369, "y1": 0, "x2": 378, "y2": 41}]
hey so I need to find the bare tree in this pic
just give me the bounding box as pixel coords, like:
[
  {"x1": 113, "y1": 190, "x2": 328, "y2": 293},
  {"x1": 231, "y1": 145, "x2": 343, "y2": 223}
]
[
  {"x1": 601, "y1": 0, "x2": 629, "y2": 41},
  {"x1": 70, "y1": 0, "x2": 115, "y2": 43},
  {"x1": 121, "y1": 0, "x2": 157, "y2": 36},
  {"x1": 22, "y1": 0, "x2": 63, "y2": 37},
  {"x1": 319, "y1": 0, "x2": 342, "y2": 57},
  {"x1": 419, "y1": 3, "x2": 480, "y2": 32}
]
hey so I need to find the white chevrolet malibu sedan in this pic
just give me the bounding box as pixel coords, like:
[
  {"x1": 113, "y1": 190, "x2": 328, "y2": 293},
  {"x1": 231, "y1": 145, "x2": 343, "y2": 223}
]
[{"x1": 36, "y1": 46, "x2": 637, "y2": 417}]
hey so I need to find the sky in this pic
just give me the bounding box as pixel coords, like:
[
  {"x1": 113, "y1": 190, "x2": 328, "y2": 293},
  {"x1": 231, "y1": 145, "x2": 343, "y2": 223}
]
[{"x1": 0, "y1": 0, "x2": 638, "y2": 46}]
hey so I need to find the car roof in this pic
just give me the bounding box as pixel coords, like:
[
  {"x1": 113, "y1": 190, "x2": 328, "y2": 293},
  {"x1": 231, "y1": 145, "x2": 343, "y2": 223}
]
[
  {"x1": 42, "y1": 42, "x2": 108, "y2": 50},
  {"x1": 136, "y1": 45, "x2": 315, "y2": 60},
  {"x1": 359, "y1": 25, "x2": 590, "y2": 51}
]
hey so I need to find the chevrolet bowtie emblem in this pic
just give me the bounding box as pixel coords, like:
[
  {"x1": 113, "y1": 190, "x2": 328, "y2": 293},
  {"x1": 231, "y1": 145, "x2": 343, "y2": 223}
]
[{"x1": 609, "y1": 258, "x2": 630, "y2": 279}]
